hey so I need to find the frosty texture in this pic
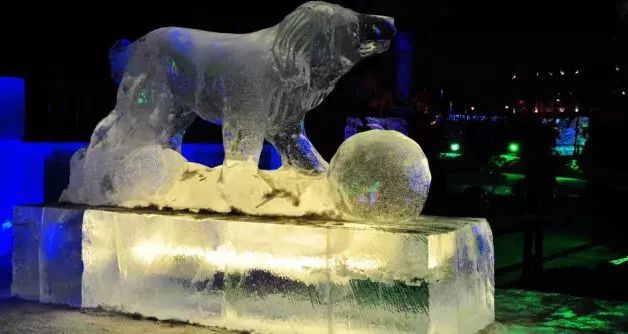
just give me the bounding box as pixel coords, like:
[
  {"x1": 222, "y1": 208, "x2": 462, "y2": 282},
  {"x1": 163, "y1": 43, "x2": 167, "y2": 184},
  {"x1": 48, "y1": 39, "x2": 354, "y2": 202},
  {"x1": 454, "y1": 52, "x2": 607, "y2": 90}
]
[
  {"x1": 12, "y1": 205, "x2": 495, "y2": 334},
  {"x1": 329, "y1": 130, "x2": 431, "y2": 220},
  {"x1": 11, "y1": 206, "x2": 42, "y2": 302},
  {"x1": 61, "y1": 1, "x2": 397, "y2": 216}
]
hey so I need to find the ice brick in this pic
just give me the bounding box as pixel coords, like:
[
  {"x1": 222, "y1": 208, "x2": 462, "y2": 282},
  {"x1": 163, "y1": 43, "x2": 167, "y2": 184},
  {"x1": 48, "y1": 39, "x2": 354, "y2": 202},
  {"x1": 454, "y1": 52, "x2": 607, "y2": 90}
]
[
  {"x1": 39, "y1": 207, "x2": 84, "y2": 306},
  {"x1": 11, "y1": 206, "x2": 43, "y2": 301},
  {"x1": 82, "y1": 210, "x2": 494, "y2": 333},
  {"x1": 12, "y1": 205, "x2": 494, "y2": 333}
]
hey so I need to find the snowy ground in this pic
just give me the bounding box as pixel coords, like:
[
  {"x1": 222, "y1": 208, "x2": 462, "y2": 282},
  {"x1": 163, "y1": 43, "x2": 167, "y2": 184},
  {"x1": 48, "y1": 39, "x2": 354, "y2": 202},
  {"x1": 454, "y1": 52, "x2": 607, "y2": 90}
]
[{"x1": 0, "y1": 290, "x2": 625, "y2": 333}]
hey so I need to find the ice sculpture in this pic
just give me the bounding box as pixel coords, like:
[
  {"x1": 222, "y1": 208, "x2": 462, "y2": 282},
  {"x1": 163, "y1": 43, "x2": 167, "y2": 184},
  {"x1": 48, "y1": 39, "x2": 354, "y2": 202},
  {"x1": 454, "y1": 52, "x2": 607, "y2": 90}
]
[
  {"x1": 12, "y1": 205, "x2": 495, "y2": 334},
  {"x1": 60, "y1": 2, "x2": 432, "y2": 220},
  {"x1": 329, "y1": 130, "x2": 431, "y2": 220}
]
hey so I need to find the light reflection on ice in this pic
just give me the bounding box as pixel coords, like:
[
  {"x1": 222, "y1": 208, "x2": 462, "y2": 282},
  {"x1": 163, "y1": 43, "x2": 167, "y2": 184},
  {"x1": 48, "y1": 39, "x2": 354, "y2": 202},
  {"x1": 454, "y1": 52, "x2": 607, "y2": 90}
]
[{"x1": 132, "y1": 242, "x2": 381, "y2": 274}]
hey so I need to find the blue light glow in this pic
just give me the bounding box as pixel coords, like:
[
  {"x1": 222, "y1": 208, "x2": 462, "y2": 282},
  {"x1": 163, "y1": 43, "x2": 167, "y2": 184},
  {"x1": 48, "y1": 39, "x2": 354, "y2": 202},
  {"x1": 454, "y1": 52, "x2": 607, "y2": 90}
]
[
  {"x1": 0, "y1": 141, "x2": 86, "y2": 222},
  {"x1": 0, "y1": 77, "x2": 25, "y2": 140},
  {"x1": 1, "y1": 221, "x2": 11, "y2": 230},
  {"x1": 0, "y1": 220, "x2": 12, "y2": 256},
  {"x1": 396, "y1": 31, "x2": 412, "y2": 103}
]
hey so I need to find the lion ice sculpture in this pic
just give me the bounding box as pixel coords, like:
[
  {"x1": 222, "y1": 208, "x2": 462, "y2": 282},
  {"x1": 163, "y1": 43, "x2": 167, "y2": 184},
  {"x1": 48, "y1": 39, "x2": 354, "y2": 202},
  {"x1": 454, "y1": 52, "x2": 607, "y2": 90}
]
[
  {"x1": 61, "y1": 2, "x2": 432, "y2": 220},
  {"x1": 91, "y1": 1, "x2": 394, "y2": 173}
]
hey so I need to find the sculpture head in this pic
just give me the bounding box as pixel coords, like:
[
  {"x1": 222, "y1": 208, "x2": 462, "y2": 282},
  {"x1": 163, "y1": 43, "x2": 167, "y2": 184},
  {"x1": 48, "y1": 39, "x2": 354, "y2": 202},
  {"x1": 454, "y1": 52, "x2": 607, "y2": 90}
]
[{"x1": 273, "y1": 1, "x2": 396, "y2": 86}]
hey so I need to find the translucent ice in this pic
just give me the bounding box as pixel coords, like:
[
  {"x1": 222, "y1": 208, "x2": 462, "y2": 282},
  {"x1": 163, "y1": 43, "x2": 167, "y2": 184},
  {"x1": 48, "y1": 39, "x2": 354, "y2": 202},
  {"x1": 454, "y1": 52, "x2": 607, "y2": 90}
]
[
  {"x1": 11, "y1": 206, "x2": 42, "y2": 301},
  {"x1": 11, "y1": 205, "x2": 495, "y2": 333},
  {"x1": 329, "y1": 130, "x2": 431, "y2": 220},
  {"x1": 61, "y1": 2, "x2": 400, "y2": 218}
]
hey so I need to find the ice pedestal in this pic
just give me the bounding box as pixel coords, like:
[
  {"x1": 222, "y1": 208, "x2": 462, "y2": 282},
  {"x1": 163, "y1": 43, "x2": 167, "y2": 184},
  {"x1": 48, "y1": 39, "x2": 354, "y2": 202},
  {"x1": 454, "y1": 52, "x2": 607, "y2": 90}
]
[
  {"x1": 11, "y1": 206, "x2": 42, "y2": 301},
  {"x1": 12, "y1": 206, "x2": 494, "y2": 334}
]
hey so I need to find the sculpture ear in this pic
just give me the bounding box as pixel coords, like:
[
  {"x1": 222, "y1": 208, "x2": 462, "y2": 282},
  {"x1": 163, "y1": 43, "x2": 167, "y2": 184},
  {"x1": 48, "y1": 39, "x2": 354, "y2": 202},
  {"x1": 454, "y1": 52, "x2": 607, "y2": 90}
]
[{"x1": 272, "y1": 4, "x2": 334, "y2": 84}]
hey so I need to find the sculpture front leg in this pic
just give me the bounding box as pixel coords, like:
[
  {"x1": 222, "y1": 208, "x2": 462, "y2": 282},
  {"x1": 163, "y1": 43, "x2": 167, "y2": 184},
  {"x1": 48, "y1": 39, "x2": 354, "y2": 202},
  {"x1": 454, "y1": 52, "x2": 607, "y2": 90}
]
[{"x1": 268, "y1": 123, "x2": 328, "y2": 174}]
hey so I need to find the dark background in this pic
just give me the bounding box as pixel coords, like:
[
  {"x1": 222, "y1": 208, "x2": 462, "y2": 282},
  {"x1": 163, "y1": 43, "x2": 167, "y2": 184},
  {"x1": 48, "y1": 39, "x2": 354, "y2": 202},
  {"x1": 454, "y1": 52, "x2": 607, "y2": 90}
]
[{"x1": 0, "y1": 1, "x2": 623, "y2": 146}]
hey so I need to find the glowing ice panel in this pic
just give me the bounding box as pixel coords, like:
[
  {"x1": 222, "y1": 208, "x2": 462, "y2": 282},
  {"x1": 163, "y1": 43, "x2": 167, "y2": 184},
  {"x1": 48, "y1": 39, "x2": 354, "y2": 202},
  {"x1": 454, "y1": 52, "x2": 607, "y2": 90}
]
[{"x1": 80, "y1": 209, "x2": 493, "y2": 333}]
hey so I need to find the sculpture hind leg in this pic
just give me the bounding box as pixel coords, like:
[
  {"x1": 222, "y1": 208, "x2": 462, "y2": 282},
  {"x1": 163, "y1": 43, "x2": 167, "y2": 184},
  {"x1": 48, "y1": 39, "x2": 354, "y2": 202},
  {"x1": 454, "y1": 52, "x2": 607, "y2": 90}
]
[
  {"x1": 267, "y1": 123, "x2": 328, "y2": 174},
  {"x1": 91, "y1": 72, "x2": 197, "y2": 152},
  {"x1": 222, "y1": 117, "x2": 265, "y2": 165}
]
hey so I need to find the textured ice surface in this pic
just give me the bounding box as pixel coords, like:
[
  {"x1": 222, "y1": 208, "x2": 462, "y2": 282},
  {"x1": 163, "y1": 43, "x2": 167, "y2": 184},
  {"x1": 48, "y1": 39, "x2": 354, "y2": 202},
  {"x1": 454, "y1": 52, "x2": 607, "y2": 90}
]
[
  {"x1": 60, "y1": 131, "x2": 431, "y2": 219},
  {"x1": 61, "y1": 2, "x2": 401, "y2": 219},
  {"x1": 12, "y1": 206, "x2": 494, "y2": 333},
  {"x1": 329, "y1": 130, "x2": 431, "y2": 220},
  {"x1": 11, "y1": 206, "x2": 42, "y2": 301},
  {"x1": 38, "y1": 207, "x2": 84, "y2": 306}
]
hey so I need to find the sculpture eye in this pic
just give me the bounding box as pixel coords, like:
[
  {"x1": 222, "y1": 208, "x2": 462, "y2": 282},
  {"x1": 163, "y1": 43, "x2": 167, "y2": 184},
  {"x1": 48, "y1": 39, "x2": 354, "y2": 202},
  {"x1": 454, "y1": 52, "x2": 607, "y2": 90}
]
[{"x1": 371, "y1": 24, "x2": 381, "y2": 37}]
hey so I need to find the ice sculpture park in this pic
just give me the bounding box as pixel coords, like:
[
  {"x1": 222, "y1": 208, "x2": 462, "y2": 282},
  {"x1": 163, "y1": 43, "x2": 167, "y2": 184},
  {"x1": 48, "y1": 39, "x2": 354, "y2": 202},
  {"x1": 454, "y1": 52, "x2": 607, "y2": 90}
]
[{"x1": 12, "y1": 2, "x2": 494, "y2": 333}]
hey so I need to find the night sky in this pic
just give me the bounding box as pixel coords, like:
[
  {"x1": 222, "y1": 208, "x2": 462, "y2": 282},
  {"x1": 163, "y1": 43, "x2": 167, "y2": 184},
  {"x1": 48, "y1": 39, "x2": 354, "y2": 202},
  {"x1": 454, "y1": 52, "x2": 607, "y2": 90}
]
[
  {"x1": 1, "y1": 1, "x2": 618, "y2": 78},
  {"x1": 0, "y1": 0, "x2": 622, "y2": 141}
]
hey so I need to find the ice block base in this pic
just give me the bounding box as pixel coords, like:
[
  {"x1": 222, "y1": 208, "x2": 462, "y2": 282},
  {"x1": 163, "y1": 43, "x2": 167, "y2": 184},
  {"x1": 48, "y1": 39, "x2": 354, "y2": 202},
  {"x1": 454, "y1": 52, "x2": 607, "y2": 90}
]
[{"x1": 12, "y1": 205, "x2": 494, "y2": 333}]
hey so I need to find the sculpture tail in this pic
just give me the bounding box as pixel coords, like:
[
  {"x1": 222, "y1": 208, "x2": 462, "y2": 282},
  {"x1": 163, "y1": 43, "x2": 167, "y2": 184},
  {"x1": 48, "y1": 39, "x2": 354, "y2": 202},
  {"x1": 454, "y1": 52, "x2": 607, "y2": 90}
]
[{"x1": 108, "y1": 39, "x2": 132, "y2": 85}]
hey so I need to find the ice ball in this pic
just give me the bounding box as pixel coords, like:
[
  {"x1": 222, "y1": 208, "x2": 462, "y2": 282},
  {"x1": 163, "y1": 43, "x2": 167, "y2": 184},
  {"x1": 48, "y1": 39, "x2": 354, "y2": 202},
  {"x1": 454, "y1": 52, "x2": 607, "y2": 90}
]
[{"x1": 328, "y1": 130, "x2": 431, "y2": 220}]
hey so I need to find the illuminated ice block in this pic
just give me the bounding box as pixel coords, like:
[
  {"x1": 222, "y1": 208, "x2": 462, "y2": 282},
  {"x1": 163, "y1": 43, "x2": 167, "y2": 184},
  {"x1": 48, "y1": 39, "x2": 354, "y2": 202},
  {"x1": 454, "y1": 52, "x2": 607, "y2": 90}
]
[
  {"x1": 12, "y1": 206, "x2": 494, "y2": 333},
  {"x1": 38, "y1": 207, "x2": 84, "y2": 306},
  {"x1": 11, "y1": 206, "x2": 42, "y2": 301}
]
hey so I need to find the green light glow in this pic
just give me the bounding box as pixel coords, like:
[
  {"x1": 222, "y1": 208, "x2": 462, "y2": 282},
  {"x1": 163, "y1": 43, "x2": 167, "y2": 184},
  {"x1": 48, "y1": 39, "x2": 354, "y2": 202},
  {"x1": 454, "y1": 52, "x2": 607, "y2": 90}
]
[
  {"x1": 502, "y1": 173, "x2": 525, "y2": 182},
  {"x1": 555, "y1": 307, "x2": 577, "y2": 319},
  {"x1": 495, "y1": 290, "x2": 626, "y2": 332},
  {"x1": 555, "y1": 176, "x2": 587, "y2": 188},
  {"x1": 369, "y1": 181, "x2": 381, "y2": 193},
  {"x1": 489, "y1": 154, "x2": 520, "y2": 168},
  {"x1": 568, "y1": 159, "x2": 580, "y2": 172},
  {"x1": 555, "y1": 145, "x2": 575, "y2": 156},
  {"x1": 609, "y1": 255, "x2": 628, "y2": 266},
  {"x1": 507, "y1": 142, "x2": 520, "y2": 154},
  {"x1": 450, "y1": 142, "x2": 460, "y2": 152},
  {"x1": 502, "y1": 173, "x2": 587, "y2": 188},
  {"x1": 137, "y1": 89, "x2": 149, "y2": 105},
  {"x1": 438, "y1": 152, "x2": 462, "y2": 160},
  {"x1": 492, "y1": 186, "x2": 513, "y2": 196}
]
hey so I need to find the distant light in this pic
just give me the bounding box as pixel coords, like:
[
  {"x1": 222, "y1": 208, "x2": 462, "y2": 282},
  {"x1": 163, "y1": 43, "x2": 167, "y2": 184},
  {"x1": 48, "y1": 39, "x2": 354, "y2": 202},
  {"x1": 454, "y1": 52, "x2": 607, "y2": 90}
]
[
  {"x1": 439, "y1": 152, "x2": 462, "y2": 160},
  {"x1": 511, "y1": 74, "x2": 517, "y2": 80},
  {"x1": 575, "y1": 69, "x2": 579, "y2": 75},
  {"x1": 504, "y1": 105, "x2": 510, "y2": 109},
  {"x1": 470, "y1": 106, "x2": 475, "y2": 111},
  {"x1": 512, "y1": 110, "x2": 516, "y2": 114},
  {"x1": 616, "y1": 66, "x2": 621, "y2": 72},
  {"x1": 568, "y1": 159, "x2": 580, "y2": 172},
  {"x1": 534, "y1": 107, "x2": 539, "y2": 113},
  {"x1": 560, "y1": 70, "x2": 565, "y2": 76},
  {"x1": 1, "y1": 220, "x2": 11, "y2": 230},
  {"x1": 548, "y1": 72, "x2": 554, "y2": 76},
  {"x1": 575, "y1": 106, "x2": 579, "y2": 113},
  {"x1": 609, "y1": 255, "x2": 628, "y2": 266},
  {"x1": 556, "y1": 98, "x2": 561, "y2": 102},
  {"x1": 507, "y1": 142, "x2": 520, "y2": 154},
  {"x1": 450, "y1": 142, "x2": 461, "y2": 152},
  {"x1": 536, "y1": 72, "x2": 540, "y2": 77},
  {"x1": 559, "y1": 107, "x2": 565, "y2": 113},
  {"x1": 623, "y1": 91, "x2": 627, "y2": 96}
]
